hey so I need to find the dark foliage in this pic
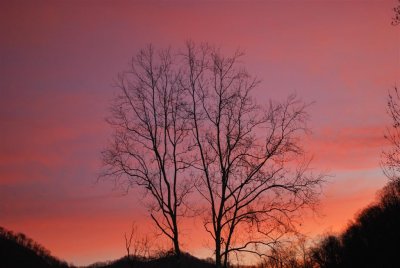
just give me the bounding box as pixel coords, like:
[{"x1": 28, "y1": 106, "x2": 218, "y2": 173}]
[
  {"x1": 0, "y1": 226, "x2": 70, "y2": 268},
  {"x1": 311, "y1": 179, "x2": 400, "y2": 268}
]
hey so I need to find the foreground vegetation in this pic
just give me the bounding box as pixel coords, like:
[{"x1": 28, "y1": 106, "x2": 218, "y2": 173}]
[
  {"x1": 2, "y1": 178, "x2": 399, "y2": 268},
  {"x1": 260, "y1": 178, "x2": 400, "y2": 268},
  {"x1": 311, "y1": 179, "x2": 400, "y2": 268},
  {"x1": 0, "y1": 227, "x2": 69, "y2": 268}
]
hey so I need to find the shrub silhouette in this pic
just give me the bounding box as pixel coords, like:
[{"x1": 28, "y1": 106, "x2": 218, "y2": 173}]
[
  {"x1": 311, "y1": 179, "x2": 400, "y2": 268},
  {"x1": 87, "y1": 251, "x2": 216, "y2": 268}
]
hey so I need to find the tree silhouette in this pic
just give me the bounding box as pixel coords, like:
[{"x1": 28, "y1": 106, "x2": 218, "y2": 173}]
[
  {"x1": 103, "y1": 42, "x2": 324, "y2": 267},
  {"x1": 310, "y1": 179, "x2": 400, "y2": 268},
  {"x1": 0, "y1": 226, "x2": 69, "y2": 268},
  {"x1": 180, "y1": 42, "x2": 324, "y2": 267},
  {"x1": 124, "y1": 222, "x2": 135, "y2": 264},
  {"x1": 259, "y1": 235, "x2": 314, "y2": 268},
  {"x1": 311, "y1": 235, "x2": 342, "y2": 268},
  {"x1": 382, "y1": 87, "x2": 400, "y2": 180},
  {"x1": 102, "y1": 45, "x2": 193, "y2": 256}
]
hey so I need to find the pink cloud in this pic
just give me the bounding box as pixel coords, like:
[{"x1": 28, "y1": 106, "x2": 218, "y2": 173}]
[{"x1": 306, "y1": 125, "x2": 387, "y2": 171}]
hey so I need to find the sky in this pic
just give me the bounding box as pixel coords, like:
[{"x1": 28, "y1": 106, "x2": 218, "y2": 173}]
[{"x1": 0, "y1": 0, "x2": 399, "y2": 266}]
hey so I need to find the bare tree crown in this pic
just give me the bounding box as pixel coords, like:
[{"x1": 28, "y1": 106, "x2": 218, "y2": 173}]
[
  {"x1": 102, "y1": 42, "x2": 324, "y2": 267},
  {"x1": 179, "y1": 42, "x2": 323, "y2": 267},
  {"x1": 382, "y1": 87, "x2": 400, "y2": 181},
  {"x1": 102, "y1": 45, "x2": 193, "y2": 256}
]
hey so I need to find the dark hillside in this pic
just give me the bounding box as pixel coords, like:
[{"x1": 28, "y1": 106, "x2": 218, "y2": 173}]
[
  {"x1": 312, "y1": 179, "x2": 400, "y2": 268},
  {"x1": 0, "y1": 226, "x2": 215, "y2": 268},
  {"x1": 87, "y1": 252, "x2": 216, "y2": 268},
  {"x1": 0, "y1": 226, "x2": 70, "y2": 268}
]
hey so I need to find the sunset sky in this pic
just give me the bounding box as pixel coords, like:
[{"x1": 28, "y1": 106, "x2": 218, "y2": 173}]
[{"x1": 1, "y1": 0, "x2": 399, "y2": 266}]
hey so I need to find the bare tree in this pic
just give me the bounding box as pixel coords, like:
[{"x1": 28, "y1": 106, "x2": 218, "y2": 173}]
[
  {"x1": 382, "y1": 87, "x2": 400, "y2": 181},
  {"x1": 180, "y1": 42, "x2": 324, "y2": 268},
  {"x1": 124, "y1": 222, "x2": 152, "y2": 261},
  {"x1": 124, "y1": 223, "x2": 135, "y2": 259},
  {"x1": 102, "y1": 45, "x2": 193, "y2": 256},
  {"x1": 103, "y1": 42, "x2": 324, "y2": 266},
  {"x1": 262, "y1": 235, "x2": 314, "y2": 268}
]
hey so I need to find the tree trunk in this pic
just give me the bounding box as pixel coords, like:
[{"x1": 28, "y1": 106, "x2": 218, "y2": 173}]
[
  {"x1": 172, "y1": 217, "x2": 181, "y2": 257},
  {"x1": 223, "y1": 252, "x2": 228, "y2": 268},
  {"x1": 173, "y1": 236, "x2": 181, "y2": 256},
  {"x1": 215, "y1": 231, "x2": 222, "y2": 268}
]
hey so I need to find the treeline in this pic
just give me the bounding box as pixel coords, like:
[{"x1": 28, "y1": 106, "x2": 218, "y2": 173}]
[
  {"x1": 257, "y1": 179, "x2": 400, "y2": 268},
  {"x1": 0, "y1": 226, "x2": 70, "y2": 268},
  {"x1": 311, "y1": 179, "x2": 400, "y2": 268}
]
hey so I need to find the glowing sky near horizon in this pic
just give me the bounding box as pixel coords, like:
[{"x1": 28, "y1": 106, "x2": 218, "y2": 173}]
[{"x1": 0, "y1": 0, "x2": 399, "y2": 265}]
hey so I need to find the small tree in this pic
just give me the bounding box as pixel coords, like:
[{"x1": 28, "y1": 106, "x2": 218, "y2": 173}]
[
  {"x1": 124, "y1": 222, "x2": 152, "y2": 261},
  {"x1": 124, "y1": 223, "x2": 135, "y2": 259},
  {"x1": 259, "y1": 236, "x2": 314, "y2": 268}
]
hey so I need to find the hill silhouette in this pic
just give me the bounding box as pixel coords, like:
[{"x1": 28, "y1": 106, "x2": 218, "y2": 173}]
[
  {"x1": 0, "y1": 226, "x2": 216, "y2": 268},
  {"x1": 0, "y1": 226, "x2": 70, "y2": 268},
  {"x1": 311, "y1": 179, "x2": 400, "y2": 268},
  {"x1": 87, "y1": 252, "x2": 216, "y2": 268}
]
